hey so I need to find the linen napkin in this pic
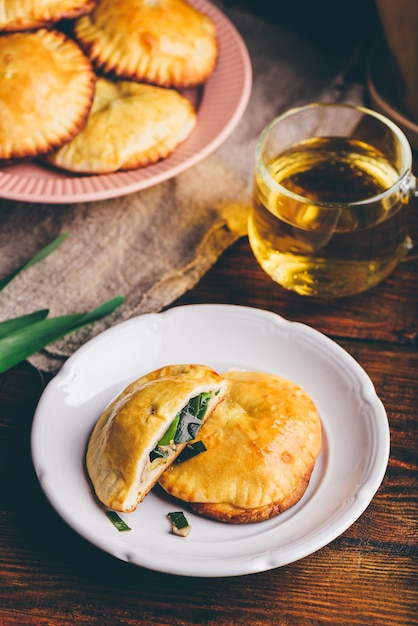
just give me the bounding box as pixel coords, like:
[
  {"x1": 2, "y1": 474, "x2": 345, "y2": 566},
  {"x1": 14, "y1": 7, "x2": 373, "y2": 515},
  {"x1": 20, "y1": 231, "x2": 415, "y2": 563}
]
[{"x1": 0, "y1": 2, "x2": 364, "y2": 373}]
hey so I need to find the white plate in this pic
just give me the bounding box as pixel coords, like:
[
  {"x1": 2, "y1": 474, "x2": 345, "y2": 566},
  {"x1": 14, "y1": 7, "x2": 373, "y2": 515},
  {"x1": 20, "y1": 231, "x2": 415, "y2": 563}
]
[
  {"x1": 31, "y1": 304, "x2": 390, "y2": 577},
  {"x1": 0, "y1": 0, "x2": 252, "y2": 204}
]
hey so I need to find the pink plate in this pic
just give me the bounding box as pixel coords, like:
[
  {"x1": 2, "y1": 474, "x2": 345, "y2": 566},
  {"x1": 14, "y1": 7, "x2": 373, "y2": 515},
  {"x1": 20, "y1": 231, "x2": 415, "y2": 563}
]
[{"x1": 0, "y1": 0, "x2": 252, "y2": 204}]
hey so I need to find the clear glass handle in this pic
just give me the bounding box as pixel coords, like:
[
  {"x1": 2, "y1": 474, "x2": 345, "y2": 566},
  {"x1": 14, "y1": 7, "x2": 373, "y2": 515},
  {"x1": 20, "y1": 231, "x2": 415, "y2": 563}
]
[
  {"x1": 400, "y1": 172, "x2": 417, "y2": 198},
  {"x1": 403, "y1": 171, "x2": 417, "y2": 260}
]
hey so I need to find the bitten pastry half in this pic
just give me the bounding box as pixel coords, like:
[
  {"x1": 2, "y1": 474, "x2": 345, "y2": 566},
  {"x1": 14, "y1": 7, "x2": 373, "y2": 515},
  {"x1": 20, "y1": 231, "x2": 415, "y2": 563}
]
[
  {"x1": 0, "y1": 28, "x2": 95, "y2": 164},
  {"x1": 45, "y1": 77, "x2": 197, "y2": 174},
  {"x1": 86, "y1": 364, "x2": 227, "y2": 513},
  {"x1": 0, "y1": 0, "x2": 96, "y2": 32},
  {"x1": 159, "y1": 370, "x2": 322, "y2": 523},
  {"x1": 74, "y1": 0, "x2": 218, "y2": 88}
]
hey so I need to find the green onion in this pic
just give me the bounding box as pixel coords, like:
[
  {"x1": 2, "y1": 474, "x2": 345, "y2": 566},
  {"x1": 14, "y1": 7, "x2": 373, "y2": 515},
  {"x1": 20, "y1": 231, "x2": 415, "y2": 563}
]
[
  {"x1": 0, "y1": 231, "x2": 125, "y2": 375},
  {"x1": 150, "y1": 391, "x2": 213, "y2": 461},
  {"x1": 0, "y1": 296, "x2": 124, "y2": 375},
  {"x1": 0, "y1": 232, "x2": 70, "y2": 291},
  {"x1": 167, "y1": 511, "x2": 191, "y2": 537},
  {"x1": 105, "y1": 511, "x2": 132, "y2": 532},
  {"x1": 177, "y1": 440, "x2": 207, "y2": 463},
  {"x1": 174, "y1": 391, "x2": 212, "y2": 442},
  {"x1": 157, "y1": 414, "x2": 180, "y2": 446},
  {"x1": 0, "y1": 309, "x2": 49, "y2": 340}
]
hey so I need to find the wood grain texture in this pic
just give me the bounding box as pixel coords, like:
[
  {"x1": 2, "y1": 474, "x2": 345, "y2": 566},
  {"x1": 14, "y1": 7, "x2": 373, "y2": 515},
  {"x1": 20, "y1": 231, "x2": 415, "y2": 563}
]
[
  {"x1": 176, "y1": 193, "x2": 418, "y2": 348},
  {"x1": 1, "y1": 232, "x2": 417, "y2": 625},
  {"x1": 1, "y1": 6, "x2": 417, "y2": 623}
]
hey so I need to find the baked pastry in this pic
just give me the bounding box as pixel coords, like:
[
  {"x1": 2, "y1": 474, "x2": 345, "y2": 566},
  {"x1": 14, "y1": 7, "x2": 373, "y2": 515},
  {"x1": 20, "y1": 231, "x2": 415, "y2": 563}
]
[
  {"x1": 0, "y1": 0, "x2": 96, "y2": 32},
  {"x1": 86, "y1": 364, "x2": 227, "y2": 513},
  {"x1": 159, "y1": 370, "x2": 322, "y2": 523},
  {"x1": 0, "y1": 29, "x2": 95, "y2": 164},
  {"x1": 74, "y1": 0, "x2": 218, "y2": 88},
  {"x1": 45, "y1": 77, "x2": 197, "y2": 173}
]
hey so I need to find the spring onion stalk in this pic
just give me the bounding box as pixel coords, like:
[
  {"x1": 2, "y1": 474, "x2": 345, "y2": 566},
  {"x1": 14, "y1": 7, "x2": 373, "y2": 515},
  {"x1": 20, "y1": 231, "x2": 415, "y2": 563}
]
[
  {"x1": 105, "y1": 511, "x2": 132, "y2": 532},
  {"x1": 0, "y1": 309, "x2": 49, "y2": 340},
  {"x1": 0, "y1": 231, "x2": 70, "y2": 291},
  {"x1": 0, "y1": 296, "x2": 124, "y2": 375},
  {"x1": 0, "y1": 232, "x2": 125, "y2": 374}
]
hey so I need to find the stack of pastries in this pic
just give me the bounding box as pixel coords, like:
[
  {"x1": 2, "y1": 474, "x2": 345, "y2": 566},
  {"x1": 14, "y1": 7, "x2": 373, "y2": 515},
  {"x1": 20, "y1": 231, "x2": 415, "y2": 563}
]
[
  {"x1": 86, "y1": 364, "x2": 322, "y2": 524},
  {"x1": 0, "y1": 0, "x2": 219, "y2": 173}
]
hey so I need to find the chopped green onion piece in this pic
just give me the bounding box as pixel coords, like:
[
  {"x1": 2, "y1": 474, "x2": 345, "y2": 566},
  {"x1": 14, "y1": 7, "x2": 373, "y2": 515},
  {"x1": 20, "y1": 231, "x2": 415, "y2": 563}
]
[
  {"x1": 105, "y1": 511, "x2": 131, "y2": 532},
  {"x1": 149, "y1": 447, "x2": 169, "y2": 461},
  {"x1": 151, "y1": 391, "x2": 214, "y2": 460},
  {"x1": 173, "y1": 392, "x2": 212, "y2": 443},
  {"x1": 157, "y1": 414, "x2": 180, "y2": 446},
  {"x1": 167, "y1": 511, "x2": 191, "y2": 537},
  {"x1": 177, "y1": 440, "x2": 207, "y2": 463}
]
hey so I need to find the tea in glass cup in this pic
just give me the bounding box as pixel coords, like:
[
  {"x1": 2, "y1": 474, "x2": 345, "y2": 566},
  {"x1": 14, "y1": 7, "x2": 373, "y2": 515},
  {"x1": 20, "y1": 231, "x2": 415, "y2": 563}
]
[{"x1": 248, "y1": 103, "x2": 416, "y2": 297}]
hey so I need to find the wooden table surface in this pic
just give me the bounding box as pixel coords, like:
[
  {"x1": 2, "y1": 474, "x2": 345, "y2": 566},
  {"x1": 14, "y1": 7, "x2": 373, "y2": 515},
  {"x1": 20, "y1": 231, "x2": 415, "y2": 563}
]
[
  {"x1": 1, "y1": 196, "x2": 417, "y2": 624},
  {"x1": 1, "y1": 4, "x2": 417, "y2": 624}
]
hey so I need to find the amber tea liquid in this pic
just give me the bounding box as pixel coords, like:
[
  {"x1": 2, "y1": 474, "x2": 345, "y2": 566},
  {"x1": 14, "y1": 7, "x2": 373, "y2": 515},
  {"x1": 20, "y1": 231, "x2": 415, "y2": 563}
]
[{"x1": 249, "y1": 137, "x2": 411, "y2": 297}]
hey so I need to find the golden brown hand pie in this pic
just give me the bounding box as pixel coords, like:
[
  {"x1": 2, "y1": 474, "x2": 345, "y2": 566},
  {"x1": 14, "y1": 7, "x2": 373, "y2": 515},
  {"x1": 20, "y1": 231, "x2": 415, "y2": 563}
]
[
  {"x1": 0, "y1": 28, "x2": 95, "y2": 164},
  {"x1": 86, "y1": 364, "x2": 227, "y2": 513},
  {"x1": 159, "y1": 370, "x2": 322, "y2": 523},
  {"x1": 45, "y1": 77, "x2": 197, "y2": 173},
  {"x1": 0, "y1": 0, "x2": 96, "y2": 32},
  {"x1": 74, "y1": 0, "x2": 218, "y2": 88}
]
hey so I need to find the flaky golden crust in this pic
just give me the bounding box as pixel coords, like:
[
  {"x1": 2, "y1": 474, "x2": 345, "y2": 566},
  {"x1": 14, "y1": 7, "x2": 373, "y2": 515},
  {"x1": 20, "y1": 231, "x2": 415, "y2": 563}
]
[
  {"x1": 86, "y1": 364, "x2": 226, "y2": 513},
  {"x1": 159, "y1": 370, "x2": 322, "y2": 523},
  {"x1": 0, "y1": 0, "x2": 96, "y2": 32},
  {"x1": 45, "y1": 77, "x2": 197, "y2": 174},
  {"x1": 0, "y1": 29, "x2": 95, "y2": 164},
  {"x1": 74, "y1": 0, "x2": 218, "y2": 88},
  {"x1": 190, "y1": 463, "x2": 315, "y2": 523}
]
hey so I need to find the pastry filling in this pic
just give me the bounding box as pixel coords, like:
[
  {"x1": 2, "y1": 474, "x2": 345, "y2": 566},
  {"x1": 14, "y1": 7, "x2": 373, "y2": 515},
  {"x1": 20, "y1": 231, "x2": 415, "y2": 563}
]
[{"x1": 149, "y1": 391, "x2": 214, "y2": 462}]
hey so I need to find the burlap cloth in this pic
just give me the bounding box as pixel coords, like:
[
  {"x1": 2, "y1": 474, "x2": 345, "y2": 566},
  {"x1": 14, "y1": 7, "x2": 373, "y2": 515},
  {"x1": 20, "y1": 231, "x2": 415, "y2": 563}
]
[{"x1": 0, "y1": 2, "x2": 364, "y2": 374}]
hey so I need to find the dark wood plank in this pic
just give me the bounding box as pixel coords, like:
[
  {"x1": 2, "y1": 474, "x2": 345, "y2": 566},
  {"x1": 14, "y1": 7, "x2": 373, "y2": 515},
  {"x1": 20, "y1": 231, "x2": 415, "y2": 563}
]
[
  {"x1": 0, "y1": 195, "x2": 417, "y2": 626},
  {"x1": 0, "y1": 4, "x2": 417, "y2": 622},
  {"x1": 0, "y1": 340, "x2": 416, "y2": 625},
  {"x1": 176, "y1": 192, "x2": 418, "y2": 348}
]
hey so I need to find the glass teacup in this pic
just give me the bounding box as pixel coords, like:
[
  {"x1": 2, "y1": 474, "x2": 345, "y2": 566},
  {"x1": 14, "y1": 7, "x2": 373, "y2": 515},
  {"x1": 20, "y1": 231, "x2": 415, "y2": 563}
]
[{"x1": 248, "y1": 102, "x2": 416, "y2": 297}]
